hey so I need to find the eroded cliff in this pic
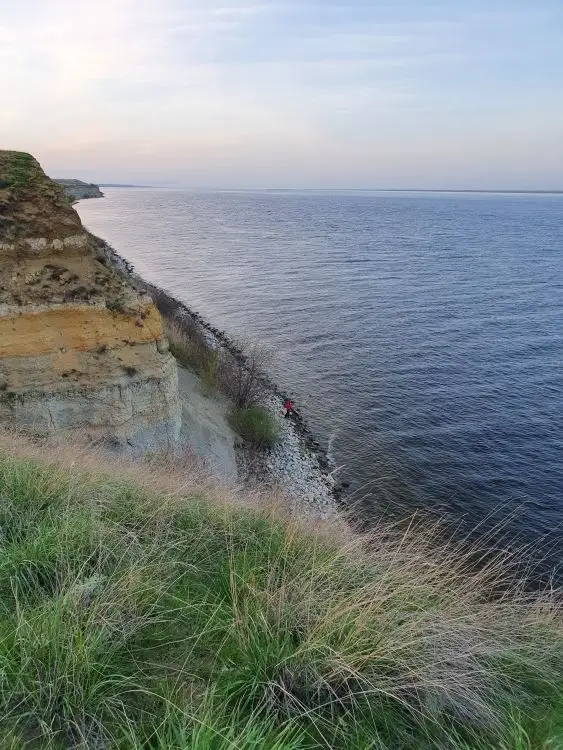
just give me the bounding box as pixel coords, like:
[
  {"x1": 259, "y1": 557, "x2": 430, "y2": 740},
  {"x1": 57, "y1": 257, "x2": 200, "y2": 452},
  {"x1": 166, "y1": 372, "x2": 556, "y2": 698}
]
[{"x1": 0, "y1": 151, "x2": 181, "y2": 453}]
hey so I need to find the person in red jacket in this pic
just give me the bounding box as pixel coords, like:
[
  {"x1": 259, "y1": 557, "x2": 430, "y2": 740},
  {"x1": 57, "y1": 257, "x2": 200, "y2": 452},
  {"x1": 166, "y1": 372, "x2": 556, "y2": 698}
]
[{"x1": 283, "y1": 398, "x2": 294, "y2": 418}]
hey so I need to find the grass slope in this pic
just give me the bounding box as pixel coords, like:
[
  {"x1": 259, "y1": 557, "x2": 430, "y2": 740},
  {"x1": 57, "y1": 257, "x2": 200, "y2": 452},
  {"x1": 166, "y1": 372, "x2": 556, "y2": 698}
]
[{"x1": 0, "y1": 440, "x2": 562, "y2": 749}]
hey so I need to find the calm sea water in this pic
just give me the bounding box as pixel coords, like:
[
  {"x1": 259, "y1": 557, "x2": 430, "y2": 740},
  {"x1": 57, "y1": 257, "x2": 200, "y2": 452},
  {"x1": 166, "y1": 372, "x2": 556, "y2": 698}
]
[{"x1": 78, "y1": 189, "x2": 563, "y2": 560}]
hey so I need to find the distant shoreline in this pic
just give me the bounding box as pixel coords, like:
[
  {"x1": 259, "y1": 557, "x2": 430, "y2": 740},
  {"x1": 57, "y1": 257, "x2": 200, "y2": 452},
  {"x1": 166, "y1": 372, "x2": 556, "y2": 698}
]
[
  {"x1": 98, "y1": 185, "x2": 563, "y2": 195},
  {"x1": 98, "y1": 183, "x2": 153, "y2": 188},
  {"x1": 365, "y1": 188, "x2": 563, "y2": 195}
]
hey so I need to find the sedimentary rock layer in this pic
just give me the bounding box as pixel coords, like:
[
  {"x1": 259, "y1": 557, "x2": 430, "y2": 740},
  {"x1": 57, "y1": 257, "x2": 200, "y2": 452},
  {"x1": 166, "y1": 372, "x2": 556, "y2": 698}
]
[{"x1": 0, "y1": 151, "x2": 181, "y2": 453}]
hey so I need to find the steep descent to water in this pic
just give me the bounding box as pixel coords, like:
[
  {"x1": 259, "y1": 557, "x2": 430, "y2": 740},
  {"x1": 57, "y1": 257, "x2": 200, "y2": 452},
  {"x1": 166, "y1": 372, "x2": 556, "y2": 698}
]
[{"x1": 77, "y1": 188, "x2": 563, "y2": 554}]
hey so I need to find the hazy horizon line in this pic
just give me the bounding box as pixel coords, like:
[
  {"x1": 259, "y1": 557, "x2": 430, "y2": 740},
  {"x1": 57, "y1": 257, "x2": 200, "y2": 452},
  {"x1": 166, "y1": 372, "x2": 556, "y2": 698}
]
[{"x1": 91, "y1": 184, "x2": 563, "y2": 194}]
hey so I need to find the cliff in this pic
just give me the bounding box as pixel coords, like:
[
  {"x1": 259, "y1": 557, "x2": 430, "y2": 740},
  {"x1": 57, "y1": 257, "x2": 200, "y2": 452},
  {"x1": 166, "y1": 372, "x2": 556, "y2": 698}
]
[
  {"x1": 0, "y1": 151, "x2": 181, "y2": 453},
  {"x1": 54, "y1": 178, "x2": 104, "y2": 201}
]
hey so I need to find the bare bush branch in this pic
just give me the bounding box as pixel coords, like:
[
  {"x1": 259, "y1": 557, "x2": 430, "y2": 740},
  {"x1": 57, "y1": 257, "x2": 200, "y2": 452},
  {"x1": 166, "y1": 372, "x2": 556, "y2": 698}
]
[{"x1": 218, "y1": 339, "x2": 274, "y2": 409}]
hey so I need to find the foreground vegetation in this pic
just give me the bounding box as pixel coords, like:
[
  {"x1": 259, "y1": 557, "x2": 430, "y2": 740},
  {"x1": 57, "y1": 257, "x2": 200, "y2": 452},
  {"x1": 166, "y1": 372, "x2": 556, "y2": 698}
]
[{"x1": 0, "y1": 439, "x2": 562, "y2": 749}]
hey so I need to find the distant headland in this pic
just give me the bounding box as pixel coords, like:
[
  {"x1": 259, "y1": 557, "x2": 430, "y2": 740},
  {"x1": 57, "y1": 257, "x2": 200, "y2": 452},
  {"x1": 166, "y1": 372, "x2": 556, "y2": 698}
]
[{"x1": 54, "y1": 178, "x2": 104, "y2": 201}]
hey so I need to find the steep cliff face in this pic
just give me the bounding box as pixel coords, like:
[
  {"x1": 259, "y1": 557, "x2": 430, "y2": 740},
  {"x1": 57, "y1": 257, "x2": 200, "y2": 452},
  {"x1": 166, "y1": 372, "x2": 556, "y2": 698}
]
[{"x1": 0, "y1": 151, "x2": 181, "y2": 453}]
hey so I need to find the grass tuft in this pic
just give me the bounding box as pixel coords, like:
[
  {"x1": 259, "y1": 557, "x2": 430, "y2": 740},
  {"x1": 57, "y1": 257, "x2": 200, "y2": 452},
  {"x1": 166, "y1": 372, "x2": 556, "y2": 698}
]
[{"x1": 230, "y1": 405, "x2": 280, "y2": 448}]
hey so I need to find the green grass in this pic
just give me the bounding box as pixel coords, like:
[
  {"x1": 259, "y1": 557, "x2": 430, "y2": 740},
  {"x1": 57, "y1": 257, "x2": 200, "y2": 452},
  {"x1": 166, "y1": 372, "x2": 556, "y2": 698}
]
[
  {"x1": 0, "y1": 444, "x2": 562, "y2": 748},
  {"x1": 229, "y1": 405, "x2": 280, "y2": 448},
  {"x1": 0, "y1": 152, "x2": 36, "y2": 189}
]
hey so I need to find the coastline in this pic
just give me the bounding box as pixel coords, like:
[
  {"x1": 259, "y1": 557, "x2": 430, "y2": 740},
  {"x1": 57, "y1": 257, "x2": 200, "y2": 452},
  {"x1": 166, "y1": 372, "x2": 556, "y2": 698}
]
[
  {"x1": 90, "y1": 231, "x2": 341, "y2": 519},
  {"x1": 2, "y1": 160, "x2": 563, "y2": 746}
]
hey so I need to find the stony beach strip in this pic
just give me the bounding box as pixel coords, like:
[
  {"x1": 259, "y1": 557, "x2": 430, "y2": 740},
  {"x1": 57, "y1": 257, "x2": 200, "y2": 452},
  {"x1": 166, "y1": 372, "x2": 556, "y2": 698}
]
[
  {"x1": 94, "y1": 234, "x2": 340, "y2": 518},
  {"x1": 237, "y1": 394, "x2": 338, "y2": 519}
]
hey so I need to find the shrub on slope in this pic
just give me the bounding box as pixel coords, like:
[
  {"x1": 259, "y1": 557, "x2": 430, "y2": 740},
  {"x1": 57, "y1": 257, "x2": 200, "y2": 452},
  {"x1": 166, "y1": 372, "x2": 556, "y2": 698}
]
[
  {"x1": 0, "y1": 440, "x2": 561, "y2": 748},
  {"x1": 230, "y1": 404, "x2": 280, "y2": 448}
]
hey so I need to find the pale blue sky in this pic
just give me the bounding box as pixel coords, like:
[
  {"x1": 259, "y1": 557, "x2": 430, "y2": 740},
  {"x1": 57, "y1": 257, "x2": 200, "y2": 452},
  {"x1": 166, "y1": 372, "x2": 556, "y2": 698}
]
[{"x1": 1, "y1": 0, "x2": 562, "y2": 188}]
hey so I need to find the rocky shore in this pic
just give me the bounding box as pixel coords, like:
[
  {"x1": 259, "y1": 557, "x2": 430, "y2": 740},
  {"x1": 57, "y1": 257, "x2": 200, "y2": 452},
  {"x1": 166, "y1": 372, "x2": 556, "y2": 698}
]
[
  {"x1": 92, "y1": 232, "x2": 341, "y2": 518},
  {"x1": 237, "y1": 394, "x2": 338, "y2": 519}
]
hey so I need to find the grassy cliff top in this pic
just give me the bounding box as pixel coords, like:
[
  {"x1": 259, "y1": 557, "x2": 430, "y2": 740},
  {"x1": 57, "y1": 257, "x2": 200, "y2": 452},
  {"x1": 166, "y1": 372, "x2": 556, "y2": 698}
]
[
  {"x1": 0, "y1": 151, "x2": 141, "y2": 308},
  {"x1": 0, "y1": 151, "x2": 83, "y2": 241},
  {"x1": 0, "y1": 433, "x2": 561, "y2": 748}
]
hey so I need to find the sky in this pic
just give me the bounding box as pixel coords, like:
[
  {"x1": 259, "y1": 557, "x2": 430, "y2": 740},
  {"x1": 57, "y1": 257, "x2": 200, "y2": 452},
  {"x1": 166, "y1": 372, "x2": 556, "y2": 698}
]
[{"x1": 1, "y1": 0, "x2": 562, "y2": 189}]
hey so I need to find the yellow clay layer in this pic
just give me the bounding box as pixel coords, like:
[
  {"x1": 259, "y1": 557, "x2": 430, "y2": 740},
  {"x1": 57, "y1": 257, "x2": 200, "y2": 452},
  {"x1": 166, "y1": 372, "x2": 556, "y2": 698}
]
[{"x1": 0, "y1": 304, "x2": 163, "y2": 357}]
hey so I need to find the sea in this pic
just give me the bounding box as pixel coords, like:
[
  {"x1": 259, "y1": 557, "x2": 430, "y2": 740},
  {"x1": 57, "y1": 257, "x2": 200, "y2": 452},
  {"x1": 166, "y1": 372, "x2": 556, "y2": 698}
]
[{"x1": 77, "y1": 189, "x2": 563, "y2": 570}]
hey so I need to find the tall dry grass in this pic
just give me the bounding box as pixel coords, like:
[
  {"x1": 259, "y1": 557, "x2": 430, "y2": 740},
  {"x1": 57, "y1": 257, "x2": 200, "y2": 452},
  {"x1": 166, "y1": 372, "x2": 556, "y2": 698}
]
[{"x1": 162, "y1": 316, "x2": 216, "y2": 381}]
